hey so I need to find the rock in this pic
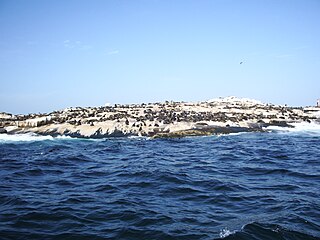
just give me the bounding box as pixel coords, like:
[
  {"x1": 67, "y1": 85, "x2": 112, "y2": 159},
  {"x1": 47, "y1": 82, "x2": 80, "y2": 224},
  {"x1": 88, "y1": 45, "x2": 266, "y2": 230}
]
[
  {"x1": 152, "y1": 126, "x2": 264, "y2": 139},
  {"x1": 268, "y1": 120, "x2": 294, "y2": 128},
  {"x1": 152, "y1": 129, "x2": 212, "y2": 139},
  {"x1": 0, "y1": 97, "x2": 314, "y2": 138}
]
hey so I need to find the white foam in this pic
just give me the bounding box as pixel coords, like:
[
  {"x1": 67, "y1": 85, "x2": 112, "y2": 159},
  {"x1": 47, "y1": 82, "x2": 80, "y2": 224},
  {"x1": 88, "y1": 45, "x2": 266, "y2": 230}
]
[
  {"x1": 264, "y1": 122, "x2": 320, "y2": 135},
  {"x1": 0, "y1": 133, "x2": 53, "y2": 142},
  {"x1": 219, "y1": 228, "x2": 234, "y2": 238},
  {"x1": 0, "y1": 133, "x2": 103, "y2": 142},
  {"x1": 226, "y1": 132, "x2": 249, "y2": 136},
  {"x1": 55, "y1": 135, "x2": 73, "y2": 140}
]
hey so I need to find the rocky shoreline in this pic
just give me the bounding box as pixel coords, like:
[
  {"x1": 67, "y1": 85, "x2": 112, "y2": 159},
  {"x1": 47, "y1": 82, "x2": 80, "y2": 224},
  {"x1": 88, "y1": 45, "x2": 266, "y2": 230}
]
[{"x1": 1, "y1": 97, "x2": 319, "y2": 139}]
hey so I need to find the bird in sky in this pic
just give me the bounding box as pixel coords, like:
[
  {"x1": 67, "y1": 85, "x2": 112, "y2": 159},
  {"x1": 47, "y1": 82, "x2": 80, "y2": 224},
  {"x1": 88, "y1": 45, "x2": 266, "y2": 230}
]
[{"x1": 240, "y1": 61, "x2": 243, "y2": 64}]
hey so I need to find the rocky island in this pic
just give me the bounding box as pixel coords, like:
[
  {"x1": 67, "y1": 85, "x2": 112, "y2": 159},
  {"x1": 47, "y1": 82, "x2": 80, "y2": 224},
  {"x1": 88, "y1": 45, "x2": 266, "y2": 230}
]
[{"x1": 1, "y1": 97, "x2": 319, "y2": 139}]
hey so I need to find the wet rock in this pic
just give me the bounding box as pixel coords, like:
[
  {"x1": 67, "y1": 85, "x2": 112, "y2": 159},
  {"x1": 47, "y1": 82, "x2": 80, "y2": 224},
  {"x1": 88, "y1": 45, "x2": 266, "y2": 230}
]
[
  {"x1": 152, "y1": 129, "x2": 212, "y2": 139},
  {"x1": 268, "y1": 120, "x2": 294, "y2": 128}
]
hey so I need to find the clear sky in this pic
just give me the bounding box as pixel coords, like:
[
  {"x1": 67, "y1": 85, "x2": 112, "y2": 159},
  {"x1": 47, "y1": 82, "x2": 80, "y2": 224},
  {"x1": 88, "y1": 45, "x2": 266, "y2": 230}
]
[{"x1": 1, "y1": 0, "x2": 319, "y2": 114}]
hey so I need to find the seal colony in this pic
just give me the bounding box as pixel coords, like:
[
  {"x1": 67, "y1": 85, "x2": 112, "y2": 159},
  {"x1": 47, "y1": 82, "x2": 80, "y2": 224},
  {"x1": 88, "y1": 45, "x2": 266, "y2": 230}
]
[{"x1": 0, "y1": 97, "x2": 319, "y2": 138}]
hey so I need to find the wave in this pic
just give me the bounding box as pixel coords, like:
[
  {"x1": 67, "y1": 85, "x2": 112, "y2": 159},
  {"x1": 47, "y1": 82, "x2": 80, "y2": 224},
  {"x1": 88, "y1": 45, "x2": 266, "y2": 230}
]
[
  {"x1": 264, "y1": 122, "x2": 320, "y2": 135},
  {"x1": 0, "y1": 133, "x2": 53, "y2": 142},
  {"x1": 0, "y1": 133, "x2": 76, "y2": 143},
  {"x1": 0, "y1": 133, "x2": 148, "y2": 143},
  {"x1": 222, "y1": 132, "x2": 250, "y2": 137},
  {"x1": 128, "y1": 135, "x2": 148, "y2": 140},
  {"x1": 218, "y1": 222, "x2": 319, "y2": 240}
]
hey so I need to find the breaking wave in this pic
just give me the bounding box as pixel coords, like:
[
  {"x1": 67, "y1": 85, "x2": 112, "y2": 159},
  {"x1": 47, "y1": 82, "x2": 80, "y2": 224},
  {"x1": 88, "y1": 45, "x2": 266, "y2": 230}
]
[
  {"x1": 0, "y1": 133, "x2": 53, "y2": 142},
  {"x1": 264, "y1": 121, "x2": 320, "y2": 135},
  {"x1": 0, "y1": 133, "x2": 74, "y2": 142}
]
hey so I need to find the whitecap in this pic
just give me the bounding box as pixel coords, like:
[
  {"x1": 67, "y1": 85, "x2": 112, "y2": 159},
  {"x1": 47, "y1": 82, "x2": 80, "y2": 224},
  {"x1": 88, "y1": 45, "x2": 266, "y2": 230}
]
[
  {"x1": 225, "y1": 132, "x2": 249, "y2": 136},
  {"x1": 264, "y1": 122, "x2": 320, "y2": 135},
  {"x1": 55, "y1": 135, "x2": 73, "y2": 140},
  {"x1": 128, "y1": 135, "x2": 148, "y2": 140},
  {"x1": 0, "y1": 133, "x2": 109, "y2": 142},
  {"x1": 219, "y1": 227, "x2": 234, "y2": 238},
  {"x1": 0, "y1": 133, "x2": 53, "y2": 142}
]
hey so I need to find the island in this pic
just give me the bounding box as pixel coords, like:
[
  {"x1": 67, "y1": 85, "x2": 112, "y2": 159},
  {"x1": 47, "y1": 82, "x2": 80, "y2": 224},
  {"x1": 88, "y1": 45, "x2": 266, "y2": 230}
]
[{"x1": 1, "y1": 97, "x2": 319, "y2": 138}]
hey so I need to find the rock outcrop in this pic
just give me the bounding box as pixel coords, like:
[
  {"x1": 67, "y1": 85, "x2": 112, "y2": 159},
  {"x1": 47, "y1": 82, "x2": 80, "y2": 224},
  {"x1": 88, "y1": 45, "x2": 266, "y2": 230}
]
[{"x1": 1, "y1": 97, "x2": 319, "y2": 138}]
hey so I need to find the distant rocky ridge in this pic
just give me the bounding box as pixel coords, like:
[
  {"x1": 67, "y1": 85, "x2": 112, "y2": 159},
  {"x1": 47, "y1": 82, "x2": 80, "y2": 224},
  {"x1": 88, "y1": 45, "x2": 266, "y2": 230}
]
[{"x1": 1, "y1": 97, "x2": 319, "y2": 138}]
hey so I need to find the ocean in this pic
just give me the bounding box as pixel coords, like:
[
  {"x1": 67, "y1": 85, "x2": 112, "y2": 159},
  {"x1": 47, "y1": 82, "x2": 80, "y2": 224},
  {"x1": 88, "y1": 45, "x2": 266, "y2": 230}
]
[{"x1": 0, "y1": 126, "x2": 319, "y2": 240}]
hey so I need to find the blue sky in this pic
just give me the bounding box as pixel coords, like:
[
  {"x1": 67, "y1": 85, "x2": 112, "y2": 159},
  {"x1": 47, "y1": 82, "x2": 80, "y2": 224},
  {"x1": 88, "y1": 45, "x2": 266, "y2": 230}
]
[{"x1": 1, "y1": 0, "x2": 319, "y2": 114}]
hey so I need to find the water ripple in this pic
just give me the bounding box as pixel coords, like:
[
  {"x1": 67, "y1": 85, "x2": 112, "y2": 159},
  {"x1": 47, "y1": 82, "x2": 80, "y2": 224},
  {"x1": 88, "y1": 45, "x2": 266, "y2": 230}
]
[{"x1": 0, "y1": 132, "x2": 319, "y2": 239}]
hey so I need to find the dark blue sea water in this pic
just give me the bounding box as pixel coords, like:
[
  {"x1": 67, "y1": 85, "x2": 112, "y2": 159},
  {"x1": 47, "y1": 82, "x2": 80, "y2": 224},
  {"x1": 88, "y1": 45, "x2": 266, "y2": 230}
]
[{"x1": 0, "y1": 129, "x2": 320, "y2": 240}]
